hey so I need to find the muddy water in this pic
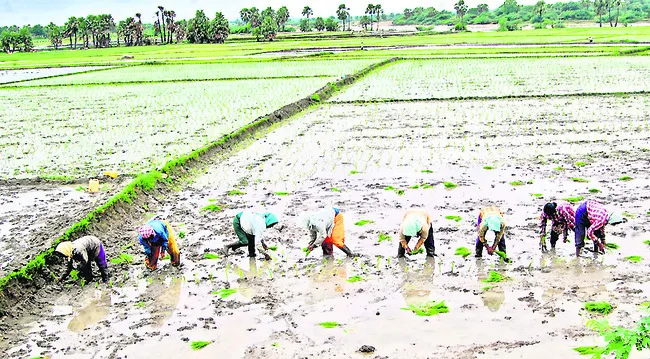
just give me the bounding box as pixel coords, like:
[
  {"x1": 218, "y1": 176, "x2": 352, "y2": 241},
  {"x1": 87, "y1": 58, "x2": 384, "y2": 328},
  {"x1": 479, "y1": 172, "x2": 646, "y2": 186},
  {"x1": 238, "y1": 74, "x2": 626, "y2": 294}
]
[
  {"x1": 0, "y1": 67, "x2": 109, "y2": 84},
  {"x1": 7, "y1": 97, "x2": 650, "y2": 358},
  {"x1": 0, "y1": 180, "x2": 127, "y2": 276}
]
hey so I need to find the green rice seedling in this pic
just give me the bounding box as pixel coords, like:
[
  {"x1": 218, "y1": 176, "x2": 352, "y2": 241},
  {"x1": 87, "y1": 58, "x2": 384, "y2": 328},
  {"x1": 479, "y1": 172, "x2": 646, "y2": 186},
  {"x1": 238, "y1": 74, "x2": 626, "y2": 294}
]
[
  {"x1": 135, "y1": 301, "x2": 146, "y2": 308},
  {"x1": 623, "y1": 211, "x2": 636, "y2": 219},
  {"x1": 349, "y1": 170, "x2": 360, "y2": 175},
  {"x1": 401, "y1": 301, "x2": 449, "y2": 316},
  {"x1": 319, "y1": 322, "x2": 340, "y2": 328},
  {"x1": 410, "y1": 184, "x2": 420, "y2": 189},
  {"x1": 69, "y1": 270, "x2": 79, "y2": 281},
  {"x1": 575, "y1": 161, "x2": 587, "y2": 167},
  {"x1": 378, "y1": 233, "x2": 392, "y2": 242},
  {"x1": 191, "y1": 341, "x2": 213, "y2": 350},
  {"x1": 121, "y1": 242, "x2": 135, "y2": 250},
  {"x1": 644, "y1": 240, "x2": 650, "y2": 246},
  {"x1": 411, "y1": 248, "x2": 424, "y2": 255},
  {"x1": 421, "y1": 169, "x2": 434, "y2": 173},
  {"x1": 384, "y1": 186, "x2": 395, "y2": 190},
  {"x1": 509, "y1": 181, "x2": 524, "y2": 186},
  {"x1": 589, "y1": 188, "x2": 601, "y2": 193},
  {"x1": 331, "y1": 187, "x2": 341, "y2": 192},
  {"x1": 178, "y1": 231, "x2": 186, "y2": 238},
  {"x1": 531, "y1": 193, "x2": 544, "y2": 198},
  {"x1": 483, "y1": 165, "x2": 495, "y2": 170},
  {"x1": 201, "y1": 204, "x2": 222, "y2": 212},
  {"x1": 482, "y1": 285, "x2": 494, "y2": 291},
  {"x1": 162, "y1": 254, "x2": 170, "y2": 260},
  {"x1": 445, "y1": 215, "x2": 462, "y2": 222},
  {"x1": 268, "y1": 245, "x2": 278, "y2": 251},
  {"x1": 572, "y1": 177, "x2": 590, "y2": 183},
  {"x1": 274, "y1": 192, "x2": 289, "y2": 196},
  {"x1": 213, "y1": 288, "x2": 237, "y2": 299},
  {"x1": 110, "y1": 252, "x2": 134, "y2": 265},
  {"x1": 554, "y1": 166, "x2": 565, "y2": 171},
  {"x1": 573, "y1": 346, "x2": 604, "y2": 355},
  {"x1": 605, "y1": 242, "x2": 619, "y2": 249},
  {"x1": 355, "y1": 220, "x2": 374, "y2": 226},
  {"x1": 204, "y1": 253, "x2": 219, "y2": 259},
  {"x1": 347, "y1": 275, "x2": 364, "y2": 283},
  {"x1": 80, "y1": 279, "x2": 86, "y2": 288},
  {"x1": 526, "y1": 180, "x2": 534, "y2": 184},
  {"x1": 639, "y1": 302, "x2": 650, "y2": 310},
  {"x1": 303, "y1": 248, "x2": 312, "y2": 257},
  {"x1": 311, "y1": 94, "x2": 321, "y2": 102},
  {"x1": 272, "y1": 342, "x2": 279, "y2": 347},
  {"x1": 421, "y1": 184, "x2": 433, "y2": 189},
  {"x1": 584, "y1": 301, "x2": 613, "y2": 315},
  {"x1": 443, "y1": 182, "x2": 457, "y2": 189},
  {"x1": 482, "y1": 271, "x2": 507, "y2": 283},
  {"x1": 395, "y1": 189, "x2": 405, "y2": 196},
  {"x1": 75, "y1": 185, "x2": 86, "y2": 191},
  {"x1": 494, "y1": 250, "x2": 508, "y2": 261},
  {"x1": 626, "y1": 256, "x2": 642, "y2": 263},
  {"x1": 564, "y1": 196, "x2": 585, "y2": 204},
  {"x1": 208, "y1": 198, "x2": 218, "y2": 202},
  {"x1": 227, "y1": 190, "x2": 245, "y2": 196},
  {"x1": 455, "y1": 247, "x2": 471, "y2": 258},
  {"x1": 619, "y1": 176, "x2": 633, "y2": 181}
]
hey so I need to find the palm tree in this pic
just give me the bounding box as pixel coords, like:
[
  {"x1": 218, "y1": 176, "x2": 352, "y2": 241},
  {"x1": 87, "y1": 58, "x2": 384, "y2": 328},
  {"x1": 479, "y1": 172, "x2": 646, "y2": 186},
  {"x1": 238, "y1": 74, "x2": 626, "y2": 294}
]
[
  {"x1": 240, "y1": 8, "x2": 251, "y2": 24},
  {"x1": 337, "y1": 4, "x2": 348, "y2": 31},
  {"x1": 65, "y1": 16, "x2": 79, "y2": 49},
  {"x1": 302, "y1": 6, "x2": 313, "y2": 19},
  {"x1": 374, "y1": 4, "x2": 383, "y2": 30},
  {"x1": 158, "y1": 6, "x2": 166, "y2": 43},
  {"x1": 135, "y1": 13, "x2": 143, "y2": 45},
  {"x1": 165, "y1": 10, "x2": 176, "y2": 43},
  {"x1": 454, "y1": 0, "x2": 468, "y2": 21},
  {"x1": 535, "y1": 0, "x2": 546, "y2": 18},
  {"x1": 365, "y1": 4, "x2": 374, "y2": 30}
]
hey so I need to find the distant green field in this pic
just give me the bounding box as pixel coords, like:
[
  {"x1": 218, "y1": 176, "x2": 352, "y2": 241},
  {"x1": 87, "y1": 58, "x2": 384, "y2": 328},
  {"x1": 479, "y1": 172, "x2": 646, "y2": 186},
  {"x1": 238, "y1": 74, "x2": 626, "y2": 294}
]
[{"x1": 3, "y1": 26, "x2": 648, "y2": 69}]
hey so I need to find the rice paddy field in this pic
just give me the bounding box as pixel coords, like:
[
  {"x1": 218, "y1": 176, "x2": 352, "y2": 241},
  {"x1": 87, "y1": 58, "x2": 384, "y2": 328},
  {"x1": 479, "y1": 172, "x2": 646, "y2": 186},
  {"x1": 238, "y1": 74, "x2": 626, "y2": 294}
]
[{"x1": 1, "y1": 29, "x2": 650, "y2": 359}]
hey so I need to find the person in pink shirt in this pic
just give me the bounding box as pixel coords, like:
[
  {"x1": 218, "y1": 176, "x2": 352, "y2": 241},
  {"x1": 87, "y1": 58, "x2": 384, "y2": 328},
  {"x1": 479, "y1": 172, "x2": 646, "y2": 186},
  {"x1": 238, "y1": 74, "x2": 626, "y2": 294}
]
[
  {"x1": 574, "y1": 200, "x2": 625, "y2": 257},
  {"x1": 539, "y1": 202, "x2": 576, "y2": 252}
]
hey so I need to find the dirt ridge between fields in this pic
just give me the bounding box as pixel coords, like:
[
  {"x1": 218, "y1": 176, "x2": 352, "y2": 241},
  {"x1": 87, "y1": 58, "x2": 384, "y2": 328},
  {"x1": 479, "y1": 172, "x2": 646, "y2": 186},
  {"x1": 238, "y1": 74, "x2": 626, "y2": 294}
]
[{"x1": 0, "y1": 57, "x2": 399, "y2": 320}]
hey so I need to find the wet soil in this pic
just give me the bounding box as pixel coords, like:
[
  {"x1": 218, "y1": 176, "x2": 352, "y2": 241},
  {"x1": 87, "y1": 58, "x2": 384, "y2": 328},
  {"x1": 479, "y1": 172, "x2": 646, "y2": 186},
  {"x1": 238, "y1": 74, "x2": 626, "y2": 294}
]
[
  {"x1": 4, "y1": 96, "x2": 650, "y2": 358},
  {"x1": 0, "y1": 67, "x2": 109, "y2": 85}
]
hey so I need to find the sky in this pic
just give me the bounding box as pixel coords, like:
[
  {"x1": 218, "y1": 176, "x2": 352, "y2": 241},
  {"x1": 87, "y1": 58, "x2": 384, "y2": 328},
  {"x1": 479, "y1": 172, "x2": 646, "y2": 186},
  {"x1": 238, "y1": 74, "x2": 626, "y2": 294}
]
[{"x1": 1, "y1": 0, "x2": 539, "y2": 27}]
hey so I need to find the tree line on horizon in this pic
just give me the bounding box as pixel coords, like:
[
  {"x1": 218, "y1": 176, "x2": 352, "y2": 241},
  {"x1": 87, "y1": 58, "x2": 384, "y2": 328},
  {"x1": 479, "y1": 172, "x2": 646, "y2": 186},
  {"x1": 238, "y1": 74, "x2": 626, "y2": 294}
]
[{"x1": 1, "y1": 0, "x2": 649, "y2": 52}]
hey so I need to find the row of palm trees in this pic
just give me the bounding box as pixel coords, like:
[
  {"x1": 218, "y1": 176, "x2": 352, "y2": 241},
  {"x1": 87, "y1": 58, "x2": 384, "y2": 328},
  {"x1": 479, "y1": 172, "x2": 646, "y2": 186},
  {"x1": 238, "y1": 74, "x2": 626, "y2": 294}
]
[
  {"x1": 297, "y1": 4, "x2": 385, "y2": 32},
  {"x1": 61, "y1": 14, "x2": 115, "y2": 49}
]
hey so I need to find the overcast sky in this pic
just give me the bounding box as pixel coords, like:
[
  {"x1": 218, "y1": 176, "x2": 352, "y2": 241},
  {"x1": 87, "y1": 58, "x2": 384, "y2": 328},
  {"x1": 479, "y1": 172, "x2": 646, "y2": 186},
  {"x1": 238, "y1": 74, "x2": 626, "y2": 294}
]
[{"x1": 2, "y1": 0, "x2": 539, "y2": 27}]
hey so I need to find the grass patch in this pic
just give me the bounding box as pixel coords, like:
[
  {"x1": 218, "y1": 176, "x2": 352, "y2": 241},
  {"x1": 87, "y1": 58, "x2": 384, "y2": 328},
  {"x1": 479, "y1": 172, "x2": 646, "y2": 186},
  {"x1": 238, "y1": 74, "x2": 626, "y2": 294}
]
[
  {"x1": 378, "y1": 233, "x2": 392, "y2": 242},
  {"x1": 347, "y1": 275, "x2": 364, "y2": 283},
  {"x1": 421, "y1": 169, "x2": 433, "y2": 173},
  {"x1": 589, "y1": 188, "x2": 601, "y2": 193},
  {"x1": 331, "y1": 187, "x2": 341, "y2": 192},
  {"x1": 619, "y1": 176, "x2": 633, "y2": 181},
  {"x1": 401, "y1": 301, "x2": 449, "y2": 316},
  {"x1": 482, "y1": 271, "x2": 507, "y2": 283},
  {"x1": 201, "y1": 204, "x2": 222, "y2": 212},
  {"x1": 509, "y1": 181, "x2": 524, "y2": 186},
  {"x1": 274, "y1": 192, "x2": 289, "y2": 196},
  {"x1": 584, "y1": 301, "x2": 613, "y2": 315},
  {"x1": 110, "y1": 253, "x2": 134, "y2": 265},
  {"x1": 443, "y1": 182, "x2": 457, "y2": 189},
  {"x1": 191, "y1": 341, "x2": 212, "y2": 350},
  {"x1": 227, "y1": 189, "x2": 245, "y2": 196},
  {"x1": 355, "y1": 219, "x2": 374, "y2": 226},
  {"x1": 213, "y1": 288, "x2": 237, "y2": 299},
  {"x1": 563, "y1": 196, "x2": 585, "y2": 204},
  {"x1": 204, "y1": 253, "x2": 220, "y2": 259},
  {"x1": 575, "y1": 161, "x2": 587, "y2": 167},
  {"x1": 572, "y1": 177, "x2": 590, "y2": 183},
  {"x1": 445, "y1": 215, "x2": 462, "y2": 222},
  {"x1": 626, "y1": 256, "x2": 642, "y2": 263},
  {"x1": 483, "y1": 165, "x2": 495, "y2": 170},
  {"x1": 319, "y1": 322, "x2": 340, "y2": 328},
  {"x1": 455, "y1": 247, "x2": 471, "y2": 258}
]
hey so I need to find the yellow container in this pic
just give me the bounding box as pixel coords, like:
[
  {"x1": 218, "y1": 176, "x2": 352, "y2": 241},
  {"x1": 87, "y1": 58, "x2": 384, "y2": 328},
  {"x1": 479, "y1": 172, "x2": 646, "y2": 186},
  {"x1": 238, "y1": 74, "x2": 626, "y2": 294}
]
[
  {"x1": 89, "y1": 179, "x2": 100, "y2": 193},
  {"x1": 103, "y1": 171, "x2": 118, "y2": 179}
]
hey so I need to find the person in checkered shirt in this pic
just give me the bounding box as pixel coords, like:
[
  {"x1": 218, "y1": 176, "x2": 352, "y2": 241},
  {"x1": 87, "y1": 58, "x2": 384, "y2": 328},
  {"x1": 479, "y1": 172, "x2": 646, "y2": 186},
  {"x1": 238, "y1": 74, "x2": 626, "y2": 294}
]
[
  {"x1": 539, "y1": 202, "x2": 576, "y2": 252},
  {"x1": 574, "y1": 200, "x2": 626, "y2": 257}
]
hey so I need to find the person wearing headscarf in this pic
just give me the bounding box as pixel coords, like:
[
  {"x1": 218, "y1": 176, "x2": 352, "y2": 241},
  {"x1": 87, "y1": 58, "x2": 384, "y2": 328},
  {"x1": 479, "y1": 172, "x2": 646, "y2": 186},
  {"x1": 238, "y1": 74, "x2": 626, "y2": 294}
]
[
  {"x1": 138, "y1": 219, "x2": 181, "y2": 270},
  {"x1": 300, "y1": 207, "x2": 358, "y2": 257},
  {"x1": 574, "y1": 200, "x2": 626, "y2": 256},
  {"x1": 398, "y1": 209, "x2": 435, "y2": 258},
  {"x1": 476, "y1": 206, "x2": 506, "y2": 258},
  {"x1": 539, "y1": 202, "x2": 576, "y2": 252},
  {"x1": 55, "y1": 235, "x2": 109, "y2": 283},
  {"x1": 225, "y1": 211, "x2": 278, "y2": 260}
]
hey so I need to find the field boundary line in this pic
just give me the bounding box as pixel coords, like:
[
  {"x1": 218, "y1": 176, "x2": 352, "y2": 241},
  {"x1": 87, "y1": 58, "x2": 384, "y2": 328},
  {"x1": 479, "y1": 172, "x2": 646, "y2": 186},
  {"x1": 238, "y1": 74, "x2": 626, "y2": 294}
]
[
  {"x1": 328, "y1": 90, "x2": 650, "y2": 105},
  {"x1": 0, "y1": 65, "x2": 124, "y2": 86},
  {"x1": 0, "y1": 56, "x2": 399, "y2": 316}
]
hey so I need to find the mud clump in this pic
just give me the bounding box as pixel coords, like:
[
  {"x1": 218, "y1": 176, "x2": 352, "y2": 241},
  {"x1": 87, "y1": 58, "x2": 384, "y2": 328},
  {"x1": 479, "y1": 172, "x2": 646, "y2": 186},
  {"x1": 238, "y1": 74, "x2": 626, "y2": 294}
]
[{"x1": 359, "y1": 345, "x2": 376, "y2": 353}]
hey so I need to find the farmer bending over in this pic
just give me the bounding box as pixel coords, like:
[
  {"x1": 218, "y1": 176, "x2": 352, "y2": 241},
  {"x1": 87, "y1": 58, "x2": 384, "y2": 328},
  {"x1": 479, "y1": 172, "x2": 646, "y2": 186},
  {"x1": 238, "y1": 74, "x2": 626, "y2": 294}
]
[
  {"x1": 300, "y1": 207, "x2": 358, "y2": 257},
  {"x1": 476, "y1": 206, "x2": 506, "y2": 258},
  {"x1": 225, "y1": 211, "x2": 278, "y2": 260},
  {"x1": 55, "y1": 235, "x2": 109, "y2": 283},
  {"x1": 398, "y1": 209, "x2": 436, "y2": 258},
  {"x1": 539, "y1": 202, "x2": 575, "y2": 252},
  {"x1": 574, "y1": 200, "x2": 625, "y2": 257},
  {"x1": 138, "y1": 219, "x2": 181, "y2": 270}
]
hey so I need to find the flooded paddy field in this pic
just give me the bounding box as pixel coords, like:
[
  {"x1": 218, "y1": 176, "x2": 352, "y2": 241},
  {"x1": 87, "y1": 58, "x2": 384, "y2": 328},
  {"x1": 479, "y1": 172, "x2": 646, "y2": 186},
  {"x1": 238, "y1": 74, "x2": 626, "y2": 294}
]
[{"x1": 5, "y1": 85, "x2": 650, "y2": 358}]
